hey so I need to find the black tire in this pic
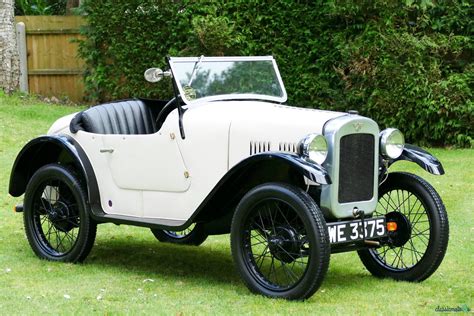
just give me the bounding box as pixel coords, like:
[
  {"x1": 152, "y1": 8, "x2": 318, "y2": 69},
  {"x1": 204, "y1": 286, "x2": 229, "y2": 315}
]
[
  {"x1": 151, "y1": 223, "x2": 208, "y2": 246},
  {"x1": 231, "y1": 183, "x2": 330, "y2": 300},
  {"x1": 23, "y1": 164, "x2": 97, "y2": 263},
  {"x1": 358, "y1": 172, "x2": 449, "y2": 281}
]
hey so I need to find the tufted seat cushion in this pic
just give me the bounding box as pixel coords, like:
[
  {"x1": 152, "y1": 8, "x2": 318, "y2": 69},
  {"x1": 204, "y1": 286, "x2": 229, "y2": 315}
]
[{"x1": 70, "y1": 100, "x2": 156, "y2": 135}]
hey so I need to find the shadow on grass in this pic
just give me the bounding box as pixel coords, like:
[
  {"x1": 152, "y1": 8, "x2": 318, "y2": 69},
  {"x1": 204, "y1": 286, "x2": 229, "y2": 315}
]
[
  {"x1": 85, "y1": 235, "x2": 372, "y2": 291},
  {"x1": 324, "y1": 264, "x2": 377, "y2": 289},
  {"x1": 86, "y1": 237, "x2": 240, "y2": 285}
]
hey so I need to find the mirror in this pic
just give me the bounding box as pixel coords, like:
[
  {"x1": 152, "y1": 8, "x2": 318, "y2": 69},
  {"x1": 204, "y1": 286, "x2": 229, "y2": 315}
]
[{"x1": 144, "y1": 68, "x2": 172, "y2": 83}]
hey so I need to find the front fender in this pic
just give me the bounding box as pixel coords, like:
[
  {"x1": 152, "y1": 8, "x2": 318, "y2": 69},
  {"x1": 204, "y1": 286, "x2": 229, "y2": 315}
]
[
  {"x1": 389, "y1": 144, "x2": 444, "y2": 175},
  {"x1": 182, "y1": 152, "x2": 331, "y2": 231},
  {"x1": 237, "y1": 152, "x2": 331, "y2": 185}
]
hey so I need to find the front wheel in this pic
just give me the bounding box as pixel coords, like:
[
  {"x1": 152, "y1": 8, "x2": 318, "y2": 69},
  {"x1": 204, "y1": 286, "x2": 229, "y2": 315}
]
[
  {"x1": 231, "y1": 183, "x2": 330, "y2": 300},
  {"x1": 358, "y1": 172, "x2": 449, "y2": 281},
  {"x1": 150, "y1": 223, "x2": 208, "y2": 246}
]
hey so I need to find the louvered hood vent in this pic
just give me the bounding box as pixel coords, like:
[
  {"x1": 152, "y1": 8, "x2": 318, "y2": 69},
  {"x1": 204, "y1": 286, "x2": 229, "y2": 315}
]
[
  {"x1": 279, "y1": 142, "x2": 298, "y2": 153},
  {"x1": 249, "y1": 141, "x2": 299, "y2": 155},
  {"x1": 250, "y1": 141, "x2": 271, "y2": 155}
]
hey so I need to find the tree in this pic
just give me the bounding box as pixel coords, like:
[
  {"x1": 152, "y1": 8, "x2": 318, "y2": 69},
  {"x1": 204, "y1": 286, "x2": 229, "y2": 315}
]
[{"x1": 0, "y1": 0, "x2": 20, "y2": 93}]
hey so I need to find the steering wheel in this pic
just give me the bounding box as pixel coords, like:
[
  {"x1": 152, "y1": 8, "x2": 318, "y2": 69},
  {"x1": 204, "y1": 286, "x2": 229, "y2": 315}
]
[{"x1": 155, "y1": 97, "x2": 177, "y2": 129}]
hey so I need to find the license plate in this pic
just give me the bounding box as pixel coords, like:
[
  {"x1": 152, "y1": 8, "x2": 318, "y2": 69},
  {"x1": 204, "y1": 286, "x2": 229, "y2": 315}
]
[{"x1": 327, "y1": 217, "x2": 386, "y2": 244}]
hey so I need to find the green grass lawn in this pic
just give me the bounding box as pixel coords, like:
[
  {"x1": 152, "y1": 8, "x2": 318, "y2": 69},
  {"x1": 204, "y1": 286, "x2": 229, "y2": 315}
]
[{"x1": 0, "y1": 92, "x2": 472, "y2": 315}]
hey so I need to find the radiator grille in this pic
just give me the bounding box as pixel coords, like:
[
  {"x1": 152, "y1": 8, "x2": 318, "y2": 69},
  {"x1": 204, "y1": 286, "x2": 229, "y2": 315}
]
[{"x1": 338, "y1": 134, "x2": 375, "y2": 203}]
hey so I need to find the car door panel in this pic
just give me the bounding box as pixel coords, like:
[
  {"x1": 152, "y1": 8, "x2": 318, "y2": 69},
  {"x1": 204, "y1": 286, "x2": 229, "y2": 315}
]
[{"x1": 102, "y1": 133, "x2": 190, "y2": 192}]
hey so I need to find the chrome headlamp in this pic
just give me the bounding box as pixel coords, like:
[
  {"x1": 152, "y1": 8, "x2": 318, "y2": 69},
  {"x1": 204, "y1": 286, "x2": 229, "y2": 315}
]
[
  {"x1": 380, "y1": 128, "x2": 405, "y2": 159},
  {"x1": 298, "y1": 133, "x2": 328, "y2": 165}
]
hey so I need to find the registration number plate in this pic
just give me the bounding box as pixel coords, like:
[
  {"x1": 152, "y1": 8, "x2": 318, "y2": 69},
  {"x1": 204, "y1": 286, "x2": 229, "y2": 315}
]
[{"x1": 327, "y1": 217, "x2": 386, "y2": 244}]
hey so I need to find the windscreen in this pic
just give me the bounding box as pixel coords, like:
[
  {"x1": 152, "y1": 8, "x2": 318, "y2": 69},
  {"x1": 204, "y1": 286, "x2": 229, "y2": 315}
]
[{"x1": 169, "y1": 57, "x2": 287, "y2": 104}]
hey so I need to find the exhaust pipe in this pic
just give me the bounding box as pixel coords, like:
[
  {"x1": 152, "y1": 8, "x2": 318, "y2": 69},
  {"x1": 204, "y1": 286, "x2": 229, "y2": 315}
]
[{"x1": 364, "y1": 240, "x2": 380, "y2": 247}]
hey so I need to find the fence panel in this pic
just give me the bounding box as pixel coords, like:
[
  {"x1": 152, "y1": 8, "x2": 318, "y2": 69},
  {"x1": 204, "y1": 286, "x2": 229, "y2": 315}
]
[{"x1": 15, "y1": 16, "x2": 86, "y2": 103}]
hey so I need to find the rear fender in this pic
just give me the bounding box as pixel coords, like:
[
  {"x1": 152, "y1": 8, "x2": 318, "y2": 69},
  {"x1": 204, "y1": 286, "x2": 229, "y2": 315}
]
[{"x1": 8, "y1": 136, "x2": 99, "y2": 204}]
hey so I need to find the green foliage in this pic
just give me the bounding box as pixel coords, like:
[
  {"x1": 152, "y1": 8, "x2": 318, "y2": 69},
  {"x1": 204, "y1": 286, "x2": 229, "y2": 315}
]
[
  {"x1": 78, "y1": 0, "x2": 473, "y2": 147},
  {"x1": 15, "y1": 0, "x2": 68, "y2": 15}
]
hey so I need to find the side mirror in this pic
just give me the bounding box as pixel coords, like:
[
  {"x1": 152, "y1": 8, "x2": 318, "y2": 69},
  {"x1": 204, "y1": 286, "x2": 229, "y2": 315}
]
[{"x1": 144, "y1": 68, "x2": 172, "y2": 83}]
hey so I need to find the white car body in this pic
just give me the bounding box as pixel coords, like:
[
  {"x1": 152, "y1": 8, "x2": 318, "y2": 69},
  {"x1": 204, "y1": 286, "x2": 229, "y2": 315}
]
[
  {"x1": 39, "y1": 56, "x2": 389, "y2": 225},
  {"x1": 47, "y1": 100, "x2": 353, "y2": 224}
]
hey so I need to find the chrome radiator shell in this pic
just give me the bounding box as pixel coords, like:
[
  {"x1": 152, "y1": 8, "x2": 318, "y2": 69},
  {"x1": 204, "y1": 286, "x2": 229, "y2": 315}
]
[{"x1": 320, "y1": 115, "x2": 379, "y2": 219}]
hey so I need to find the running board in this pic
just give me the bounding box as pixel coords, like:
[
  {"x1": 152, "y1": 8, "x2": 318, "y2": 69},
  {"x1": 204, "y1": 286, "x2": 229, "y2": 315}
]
[{"x1": 91, "y1": 212, "x2": 188, "y2": 230}]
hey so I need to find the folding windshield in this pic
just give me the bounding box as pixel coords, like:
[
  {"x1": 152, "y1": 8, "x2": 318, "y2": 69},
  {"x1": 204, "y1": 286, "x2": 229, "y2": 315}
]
[{"x1": 168, "y1": 56, "x2": 287, "y2": 105}]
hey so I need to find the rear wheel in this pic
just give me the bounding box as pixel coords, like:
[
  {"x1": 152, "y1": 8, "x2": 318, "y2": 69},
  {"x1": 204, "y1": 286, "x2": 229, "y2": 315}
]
[
  {"x1": 151, "y1": 223, "x2": 208, "y2": 246},
  {"x1": 358, "y1": 172, "x2": 449, "y2": 281},
  {"x1": 231, "y1": 183, "x2": 330, "y2": 300},
  {"x1": 23, "y1": 164, "x2": 97, "y2": 262}
]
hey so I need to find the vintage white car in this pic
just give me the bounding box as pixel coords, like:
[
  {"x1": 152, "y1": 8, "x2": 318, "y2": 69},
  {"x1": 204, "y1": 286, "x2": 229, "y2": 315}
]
[{"x1": 9, "y1": 56, "x2": 449, "y2": 300}]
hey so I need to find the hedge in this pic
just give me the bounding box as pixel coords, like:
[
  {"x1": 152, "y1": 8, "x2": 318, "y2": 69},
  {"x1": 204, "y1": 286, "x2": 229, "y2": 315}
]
[{"x1": 78, "y1": 0, "x2": 473, "y2": 147}]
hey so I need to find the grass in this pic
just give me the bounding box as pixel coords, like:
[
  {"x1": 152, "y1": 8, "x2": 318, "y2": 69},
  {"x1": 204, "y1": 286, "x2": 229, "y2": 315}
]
[{"x1": 0, "y1": 92, "x2": 472, "y2": 315}]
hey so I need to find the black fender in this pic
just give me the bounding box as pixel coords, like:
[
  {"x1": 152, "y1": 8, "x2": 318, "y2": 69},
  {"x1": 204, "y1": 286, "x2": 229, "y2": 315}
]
[
  {"x1": 225, "y1": 152, "x2": 331, "y2": 185},
  {"x1": 9, "y1": 135, "x2": 100, "y2": 205},
  {"x1": 189, "y1": 152, "x2": 331, "y2": 232},
  {"x1": 389, "y1": 144, "x2": 444, "y2": 175}
]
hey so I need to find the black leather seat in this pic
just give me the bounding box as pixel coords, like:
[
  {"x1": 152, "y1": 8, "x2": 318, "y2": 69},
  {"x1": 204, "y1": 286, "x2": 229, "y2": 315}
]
[{"x1": 70, "y1": 100, "x2": 156, "y2": 135}]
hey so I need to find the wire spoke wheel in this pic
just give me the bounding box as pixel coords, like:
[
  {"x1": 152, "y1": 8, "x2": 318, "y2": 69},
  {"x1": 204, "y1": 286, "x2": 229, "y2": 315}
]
[
  {"x1": 245, "y1": 200, "x2": 310, "y2": 290},
  {"x1": 23, "y1": 164, "x2": 97, "y2": 263},
  {"x1": 162, "y1": 224, "x2": 197, "y2": 239},
  {"x1": 33, "y1": 180, "x2": 81, "y2": 256},
  {"x1": 358, "y1": 172, "x2": 449, "y2": 282},
  {"x1": 231, "y1": 183, "x2": 329, "y2": 300},
  {"x1": 151, "y1": 223, "x2": 208, "y2": 246},
  {"x1": 371, "y1": 189, "x2": 430, "y2": 270}
]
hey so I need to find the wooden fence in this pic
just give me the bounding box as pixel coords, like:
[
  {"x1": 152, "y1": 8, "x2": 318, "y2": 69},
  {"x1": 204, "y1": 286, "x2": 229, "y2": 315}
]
[{"x1": 15, "y1": 16, "x2": 86, "y2": 103}]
